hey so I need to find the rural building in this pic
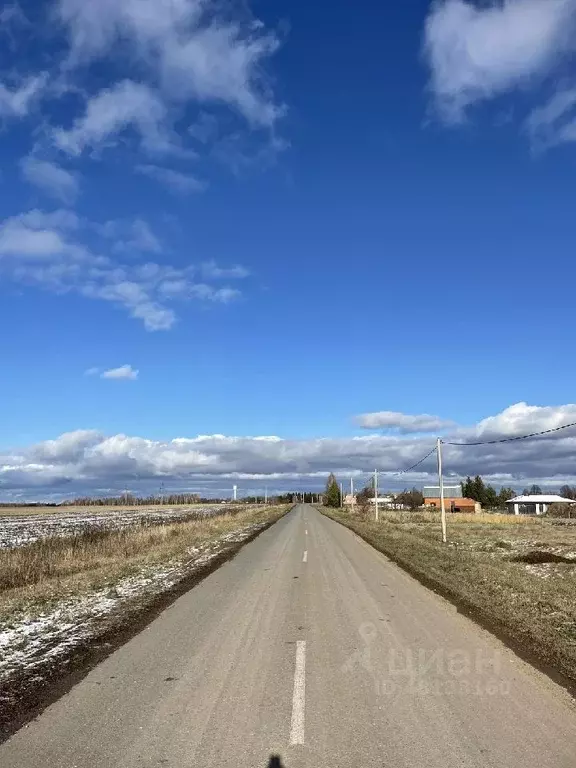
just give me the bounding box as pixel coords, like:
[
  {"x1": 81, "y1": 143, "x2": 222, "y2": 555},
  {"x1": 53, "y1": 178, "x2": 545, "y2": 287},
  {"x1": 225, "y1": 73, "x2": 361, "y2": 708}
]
[
  {"x1": 423, "y1": 485, "x2": 480, "y2": 513},
  {"x1": 505, "y1": 494, "x2": 576, "y2": 516}
]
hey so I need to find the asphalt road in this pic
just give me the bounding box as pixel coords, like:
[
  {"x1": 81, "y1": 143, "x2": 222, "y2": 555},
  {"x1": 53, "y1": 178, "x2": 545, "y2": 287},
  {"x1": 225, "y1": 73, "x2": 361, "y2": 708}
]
[{"x1": 2, "y1": 504, "x2": 576, "y2": 767}]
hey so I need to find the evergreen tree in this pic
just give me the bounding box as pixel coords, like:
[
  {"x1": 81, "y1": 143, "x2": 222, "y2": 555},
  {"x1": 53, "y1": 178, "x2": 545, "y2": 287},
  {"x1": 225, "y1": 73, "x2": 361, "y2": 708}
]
[
  {"x1": 471, "y1": 475, "x2": 486, "y2": 504},
  {"x1": 523, "y1": 484, "x2": 543, "y2": 495},
  {"x1": 324, "y1": 473, "x2": 341, "y2": 508},
  {"x1": 461, "y1": 476, "x2": 473, "y2": 498},
  {"x1": 484, "y1": 485, "x2": 498, "y2": 509},
  {"x1": 497, "y1": 487, "x2": 516, "y2": 507}
]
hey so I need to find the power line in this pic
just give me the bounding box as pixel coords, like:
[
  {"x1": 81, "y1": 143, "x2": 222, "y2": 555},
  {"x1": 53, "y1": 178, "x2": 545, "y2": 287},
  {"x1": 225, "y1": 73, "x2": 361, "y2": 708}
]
[
  {"x1": 397, "y1": 445, "x2": 438, "y2": 474},
  {"x1": 379, "y1": 445, "x2": 438, "y2": 477},
  {"x1": 444, "y1": 420, "x2": 576, "y2": 446}
]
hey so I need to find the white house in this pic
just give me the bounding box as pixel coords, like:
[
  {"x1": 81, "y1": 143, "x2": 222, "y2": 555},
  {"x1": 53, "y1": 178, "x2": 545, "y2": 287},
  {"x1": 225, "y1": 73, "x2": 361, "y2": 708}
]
[{"x1": 505, "y1": 494, "x2": 576, "y2": 516}]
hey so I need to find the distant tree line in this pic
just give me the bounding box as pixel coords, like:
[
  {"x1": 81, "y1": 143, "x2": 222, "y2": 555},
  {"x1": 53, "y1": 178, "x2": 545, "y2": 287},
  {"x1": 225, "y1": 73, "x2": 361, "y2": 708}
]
[
  {"x1": 61, "y1": 493, "x2": 203, "y2": 507},
  {"x1": 461, "y1": 476, "x2": 516, "y2": 509}
]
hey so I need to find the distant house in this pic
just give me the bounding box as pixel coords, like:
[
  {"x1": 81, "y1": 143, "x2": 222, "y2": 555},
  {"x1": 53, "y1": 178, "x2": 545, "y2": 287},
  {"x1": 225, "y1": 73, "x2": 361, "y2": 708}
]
[
  {"x1": 505, "y1": 494, "x2": 576, "y2": 516},
  {"x1": 423, "y1": 485, "x2": 480, "y2": 513}
]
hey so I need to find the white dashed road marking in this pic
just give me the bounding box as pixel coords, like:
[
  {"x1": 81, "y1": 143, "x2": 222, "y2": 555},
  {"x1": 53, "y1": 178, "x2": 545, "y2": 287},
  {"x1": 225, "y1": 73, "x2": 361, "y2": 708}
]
[
  {"x1": 303, "y1": 550, "x2": 308, "y2": 563},
  {"x1": 289, "y1": 641, "x2": 306, "y2": 745}
]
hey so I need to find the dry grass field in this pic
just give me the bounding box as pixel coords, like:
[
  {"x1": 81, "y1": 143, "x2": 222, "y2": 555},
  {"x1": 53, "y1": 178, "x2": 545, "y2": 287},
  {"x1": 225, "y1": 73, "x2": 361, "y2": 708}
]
[
  {"x1": 324, "y1": 507, "x2": 576, "y2": 685},
  {"x1": 0, "y1": 505, "x2": 286, "y2": 619},
  {"x1": 0, "y1": 503, "x2": 239, "y2": 549},
  {"x1": 0, "y1": 503, "x2": 211, "y2": 517}
]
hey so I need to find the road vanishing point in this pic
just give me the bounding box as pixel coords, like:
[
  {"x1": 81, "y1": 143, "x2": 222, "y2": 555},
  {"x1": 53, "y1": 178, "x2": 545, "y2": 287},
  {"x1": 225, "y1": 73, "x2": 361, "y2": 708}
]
[{"x1": 1, "y1": 505, "x2": 576, "y2": 767}]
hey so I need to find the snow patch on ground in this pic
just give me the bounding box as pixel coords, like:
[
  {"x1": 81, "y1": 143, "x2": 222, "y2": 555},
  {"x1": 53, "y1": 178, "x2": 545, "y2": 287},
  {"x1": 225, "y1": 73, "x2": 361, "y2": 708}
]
[
  {"x1": 0, "y1": 522, "x2": 263, "y2": 691},
  {"x1": 0, "y1": 506, "x2": 226, "y2": 549}
]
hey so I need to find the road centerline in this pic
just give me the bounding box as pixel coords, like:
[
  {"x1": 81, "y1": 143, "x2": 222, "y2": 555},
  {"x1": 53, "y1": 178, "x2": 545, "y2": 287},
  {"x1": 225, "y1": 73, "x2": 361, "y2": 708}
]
[
  {"x1": 303, "y1": 550, "x2": 308, "y2": 563},
  {"x1": 289, "y1": 640, "x2": 306, "y2": 745}
]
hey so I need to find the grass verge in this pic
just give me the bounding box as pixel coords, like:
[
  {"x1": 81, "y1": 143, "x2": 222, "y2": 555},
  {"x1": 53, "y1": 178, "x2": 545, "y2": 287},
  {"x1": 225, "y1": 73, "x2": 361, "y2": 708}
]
[{"x1": 322, "y1": 508, "x2": 576, "y2": 689}]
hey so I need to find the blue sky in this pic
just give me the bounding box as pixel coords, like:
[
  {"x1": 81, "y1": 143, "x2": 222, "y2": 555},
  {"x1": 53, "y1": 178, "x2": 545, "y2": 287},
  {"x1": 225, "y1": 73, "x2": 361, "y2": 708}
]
[{"x1": 2, "y1": 0, "x2": 576, "y2": 499}]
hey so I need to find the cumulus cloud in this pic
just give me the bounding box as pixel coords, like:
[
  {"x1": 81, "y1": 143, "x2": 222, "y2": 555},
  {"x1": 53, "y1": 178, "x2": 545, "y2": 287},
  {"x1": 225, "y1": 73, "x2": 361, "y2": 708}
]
[
  {"x1": 0, "y1": 209, "x2": 247, "y2": 330},
  {"x1": 424, "y1": 0, "x2": 576, "y2": 122},
  {"x1": 101, "y1": 364, "x2": 139, "y2": 380},
  {"x1": 20, "y1": 156, "x2": 79, "y2": 203},
  {"x1": 136, "y1": 164, "x2": 206, "y2": 194},
  {"x1": 53, "y1": 80, "x2": 170, "y2": 156},
  {"x1": 3, "y1": 403, "x2": 576, "y2": 498},
  {"x1": 56, "y1": 0, "x2": 283, "y2": 127},
  {"x1": 356, "y1": 411, "x2": 455, "y2": 433},
  {"x1": 0, "y1": 73, "x2": 47, "y2": 118},
  {"x1": 466, "y1": 401, "x2": 576, "y2": 440}
]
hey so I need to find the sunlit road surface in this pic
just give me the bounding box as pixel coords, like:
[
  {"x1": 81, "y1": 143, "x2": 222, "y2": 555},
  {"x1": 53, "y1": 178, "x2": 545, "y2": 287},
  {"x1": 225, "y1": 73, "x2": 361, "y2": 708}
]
[{"x1": 2, "y1": 505, "x2": 576, "y2": 767}]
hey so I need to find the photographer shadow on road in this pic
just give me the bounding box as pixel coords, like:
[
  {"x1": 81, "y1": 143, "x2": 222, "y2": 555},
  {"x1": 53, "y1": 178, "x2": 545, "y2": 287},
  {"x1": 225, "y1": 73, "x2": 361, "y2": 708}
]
[{"x1": 267, "y1": 756, "x2": 285, "y2": 767}]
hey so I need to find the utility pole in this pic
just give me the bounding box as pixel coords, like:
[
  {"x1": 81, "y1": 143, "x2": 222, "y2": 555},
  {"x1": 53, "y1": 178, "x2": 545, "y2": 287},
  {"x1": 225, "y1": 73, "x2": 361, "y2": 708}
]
[
  {"x1": 233, "y1": 485, "x2": 237, "y2": 502},
  {"x1": 340, "y1": 482, "x2": 343, "y2": 508},
  {"x1": 437, "y1": 438, "x2": 447, "y2": 543},
  {"x1": 265, "y1": 487, "x2": 268, "y2": 504},
  {"x1": 350, "y1": 477, "x2": 354, "y2": 497},
  {"x1": 374, "y1": 469, "x2": 379, "y2": 522}
]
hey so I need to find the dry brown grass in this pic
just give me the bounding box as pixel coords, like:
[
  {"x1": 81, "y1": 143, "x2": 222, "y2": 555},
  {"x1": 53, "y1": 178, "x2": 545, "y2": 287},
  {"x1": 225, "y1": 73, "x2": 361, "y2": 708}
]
[
  {"x1": 0, "y1": 503, "x2": 210, "y2": 517},
  {"x1": 0, "y1": 506, "x2": 287, "y2": 619},
  {"x1": 325, "y1": 508, "x2": 576, "y2": 685},
  {"x1": 374, "y1": 509, "x2": 542, "y2": 525}
]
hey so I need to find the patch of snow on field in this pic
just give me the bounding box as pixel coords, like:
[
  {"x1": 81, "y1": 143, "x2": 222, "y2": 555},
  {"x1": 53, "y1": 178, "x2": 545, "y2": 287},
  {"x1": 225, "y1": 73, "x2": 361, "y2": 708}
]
[
  {"x1": 0, "y1": 522, "x2": 263, "y2": 689},
  {"x1": 0, "y1": 506, "x2": 226, "y2": 549}
]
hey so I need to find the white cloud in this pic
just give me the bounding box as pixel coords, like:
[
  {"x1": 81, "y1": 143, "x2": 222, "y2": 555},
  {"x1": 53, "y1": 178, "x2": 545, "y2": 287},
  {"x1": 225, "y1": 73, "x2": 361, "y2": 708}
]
[
  {"x1": 20, "y1": 156, "x2": 79, "y2": 203},
  {"x1": 424, "y1": 0, "x2": 576, "y2": 122},
  {"x1": 526, "y1": 85, "x2": 576, "y2": 148},
  {"x1": 53, "y1": 80, "x2": 170, "y2": 156},
  {"x1": 0, "y1": 208, "x2": 245, "y2": 330},
  {"x1": 97, "y1": 218, "x2": 162, "y2": 254},
  {"x1": 356, "y1": 411, "x2": 455, "y2": 433},
  {"x1": 0, "y1": 73, "x2": 47, "y2": 118},
  {"x1": 0, "y1": 224, "x2": 66, "y2": 258},
  {"x1": 136, "y1": 164, "x2": 205, "y2": 193},
  {"x1": 4, "y1": 403, "x2": 576, "y2": 497},
  {"x1": 201, "y1": 260, "x2": 249, "y2": 279},
  {"x1": 17, "y1": 209, "x2": 80, "y2": 230},
  {"x1": 56, "y1": 0, "x2": 283, "y2": 126},
  {"x1": 467, "y1": 401, "x2": 576, "y2": 440},
  {"x1": 100, "y1": 364, "x2": 139, "y2": 380}
]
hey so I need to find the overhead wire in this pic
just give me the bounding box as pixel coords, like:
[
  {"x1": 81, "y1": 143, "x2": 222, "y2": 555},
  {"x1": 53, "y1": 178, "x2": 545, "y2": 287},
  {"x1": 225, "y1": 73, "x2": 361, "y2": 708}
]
[
  {"x1": 443, "y1": 420, "x2": 576, "y2": 446},
  {"x1": 380, "y1": 444, "x2": 438, "y2": 477}
]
